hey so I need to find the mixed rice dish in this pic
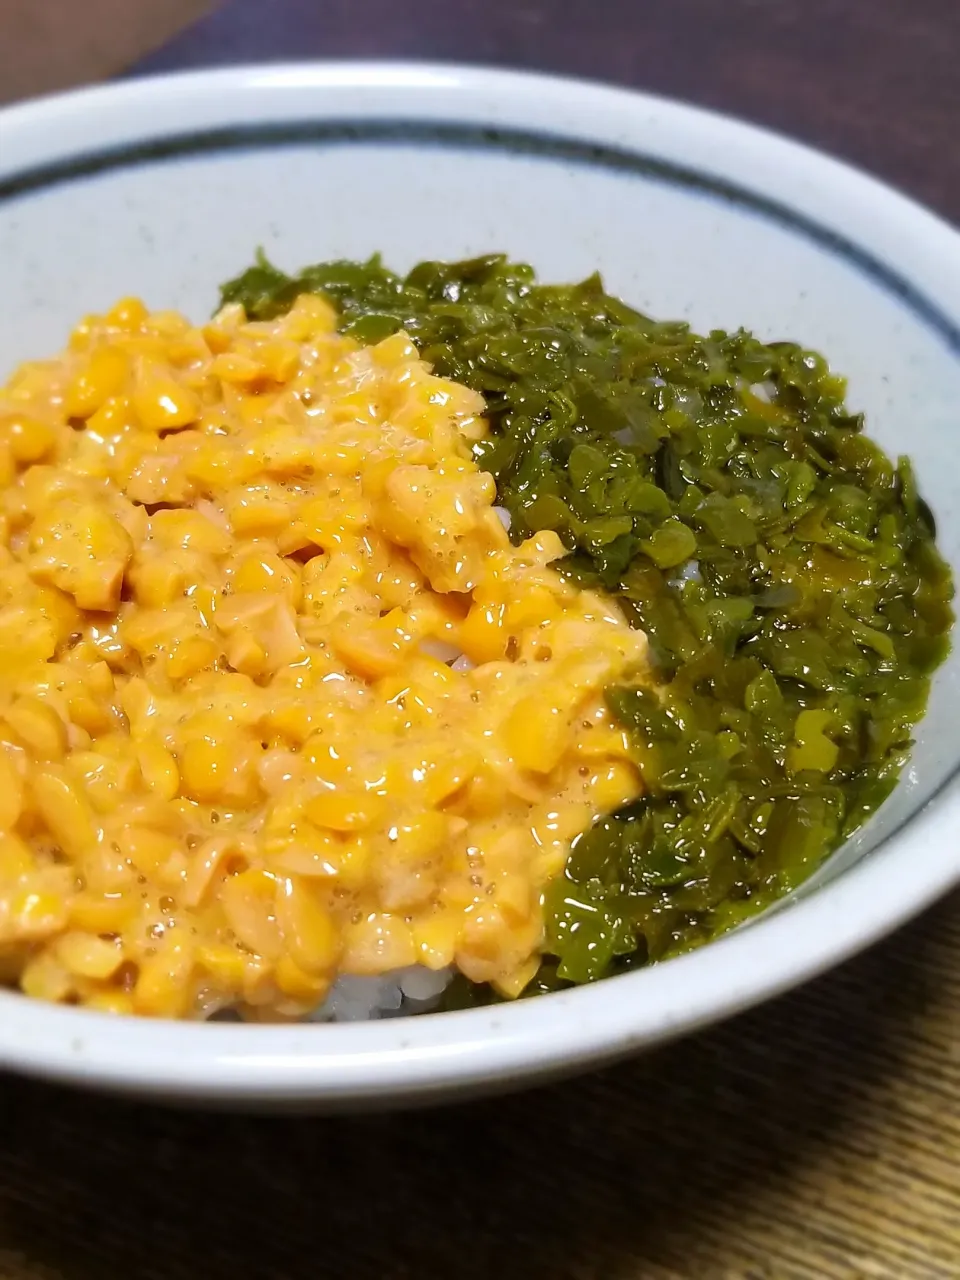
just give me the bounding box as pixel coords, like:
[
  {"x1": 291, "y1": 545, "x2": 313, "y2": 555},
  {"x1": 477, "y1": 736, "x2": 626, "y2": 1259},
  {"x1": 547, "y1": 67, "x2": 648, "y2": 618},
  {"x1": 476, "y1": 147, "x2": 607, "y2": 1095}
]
[{"x1": 0, "y1": 254, "x2": 950, "y2": 1020}]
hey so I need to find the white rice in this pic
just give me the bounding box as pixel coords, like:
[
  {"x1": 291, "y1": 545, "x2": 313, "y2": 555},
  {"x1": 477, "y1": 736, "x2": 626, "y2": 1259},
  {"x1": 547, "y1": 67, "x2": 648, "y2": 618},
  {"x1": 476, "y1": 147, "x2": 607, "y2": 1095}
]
[
  {"x1": 493, "y1": 506, "x2": 511, "y2": 533},
  {"x1": 307, "y1": 966, "x2": 453, "y2": 1022},
  {"x1": 418, "y1": 637, "x2": 462, "y2": 663},
  {"x1": 668, "y1": 558, "x2": 702, "y2": 589}
]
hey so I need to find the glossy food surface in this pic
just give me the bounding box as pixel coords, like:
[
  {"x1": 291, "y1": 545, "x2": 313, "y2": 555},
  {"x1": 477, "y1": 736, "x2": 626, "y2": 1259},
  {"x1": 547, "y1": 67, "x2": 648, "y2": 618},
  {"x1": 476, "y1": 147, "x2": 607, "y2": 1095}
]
[
  {"x1": 223, "y1": 253, "x2": 954, "y2": 990},
  {"x1": 0, "y1": 293, "x2": 648, "y2": 1017}
]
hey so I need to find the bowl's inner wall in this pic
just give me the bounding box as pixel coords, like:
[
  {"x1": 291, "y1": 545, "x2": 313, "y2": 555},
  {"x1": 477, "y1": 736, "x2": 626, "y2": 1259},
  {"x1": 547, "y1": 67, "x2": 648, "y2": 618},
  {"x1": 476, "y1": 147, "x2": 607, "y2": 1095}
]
[{"x1": 2, "y1": 133, "x2": 958, "y2": 893}]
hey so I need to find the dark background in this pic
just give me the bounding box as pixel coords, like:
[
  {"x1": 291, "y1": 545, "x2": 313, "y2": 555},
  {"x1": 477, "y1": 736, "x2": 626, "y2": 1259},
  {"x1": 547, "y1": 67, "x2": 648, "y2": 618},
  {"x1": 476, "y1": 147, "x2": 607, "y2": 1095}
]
[{"x1": 2, "y1": 2, "x2": 959, "y2": 1277}]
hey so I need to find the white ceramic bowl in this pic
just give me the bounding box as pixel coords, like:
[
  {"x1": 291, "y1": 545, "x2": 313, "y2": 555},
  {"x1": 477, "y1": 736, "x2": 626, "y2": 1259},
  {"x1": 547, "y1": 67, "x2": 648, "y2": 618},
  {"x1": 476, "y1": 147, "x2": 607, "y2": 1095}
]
[{"x1": 1, "y1": 63, "x2": 959, "y2": 1109}]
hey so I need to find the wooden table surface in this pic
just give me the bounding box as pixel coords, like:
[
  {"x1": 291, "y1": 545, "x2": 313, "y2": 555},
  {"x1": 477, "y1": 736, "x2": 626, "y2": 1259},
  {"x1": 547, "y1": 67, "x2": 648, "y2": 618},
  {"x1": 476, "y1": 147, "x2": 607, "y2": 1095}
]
[{"x1": 2, "y1": 3, "x2": 959, "y2": 1278}]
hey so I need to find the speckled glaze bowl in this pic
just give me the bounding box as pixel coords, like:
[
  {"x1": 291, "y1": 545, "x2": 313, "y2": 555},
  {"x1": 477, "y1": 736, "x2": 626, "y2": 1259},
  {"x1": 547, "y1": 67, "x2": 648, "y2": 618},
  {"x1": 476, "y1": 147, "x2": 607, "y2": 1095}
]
[{"x1": 1, "y1": 64, "x2": 959, "y2": 1109}]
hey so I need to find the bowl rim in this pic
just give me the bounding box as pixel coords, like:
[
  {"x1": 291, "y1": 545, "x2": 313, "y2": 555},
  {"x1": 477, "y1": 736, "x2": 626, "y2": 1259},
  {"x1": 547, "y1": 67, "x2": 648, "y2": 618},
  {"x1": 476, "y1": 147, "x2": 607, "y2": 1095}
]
[{"x1": 1, "y1": 60, "x2": 959, "y2": 1103}]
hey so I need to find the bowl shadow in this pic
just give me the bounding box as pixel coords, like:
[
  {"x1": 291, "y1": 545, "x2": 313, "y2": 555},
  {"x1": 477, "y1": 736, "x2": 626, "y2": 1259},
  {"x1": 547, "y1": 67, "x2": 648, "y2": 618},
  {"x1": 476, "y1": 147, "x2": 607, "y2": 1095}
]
[{"x1": 1, "y1": 891, "x2": 958, "y2": 1280}]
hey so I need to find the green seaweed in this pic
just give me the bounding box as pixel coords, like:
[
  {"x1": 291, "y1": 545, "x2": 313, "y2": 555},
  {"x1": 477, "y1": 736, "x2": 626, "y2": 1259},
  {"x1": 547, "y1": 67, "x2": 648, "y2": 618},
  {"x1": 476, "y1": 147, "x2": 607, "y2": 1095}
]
[{"x1": 219, "y1": 253, "x2": 954, "y2": 991}]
